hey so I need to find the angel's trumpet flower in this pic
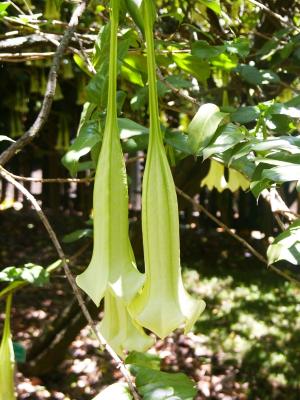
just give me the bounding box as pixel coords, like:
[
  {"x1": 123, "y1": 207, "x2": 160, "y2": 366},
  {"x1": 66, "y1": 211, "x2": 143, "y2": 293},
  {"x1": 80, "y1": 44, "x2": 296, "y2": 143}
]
[
  {"x1": 200, "y1": 159, "x2": 228, "y2": 192},
  {"x1": 129, "y1": 0, "x2": 205, "y2": 339},
  {"x1": 99, "y1": 290, "x2": 154, "y2": 357},
  {"x1": 76, "y1": 0, "x2": 143, "y2": 306},
  {"x1": 227, "y1": 168, "x2": 249, "y2": 192},
  {"x1": 201, "y1": 160, "x2": 249, "y2": 192},
  {"x1": 0, "y1": 294, "x2": 16, "y2": 400}
]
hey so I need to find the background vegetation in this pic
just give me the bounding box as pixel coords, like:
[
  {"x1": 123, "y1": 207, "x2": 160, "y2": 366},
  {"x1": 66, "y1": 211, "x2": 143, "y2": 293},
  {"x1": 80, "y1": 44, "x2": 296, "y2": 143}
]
[{"x1": 0, "y1": 0, "x2": 300, "y2": 399}]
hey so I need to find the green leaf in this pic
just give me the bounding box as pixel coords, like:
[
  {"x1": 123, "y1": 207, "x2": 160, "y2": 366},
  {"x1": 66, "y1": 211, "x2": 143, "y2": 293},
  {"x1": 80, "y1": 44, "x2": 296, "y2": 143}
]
[
  {"x1": 187, "y1": 103, "x2": 227, "y2": 153},
  {"x1": 0, "y1": 1, "x2": 10, "y2": 16},
  {"x1": 62, "y1": 120, "x2": 101, "y2": 177},
  {"x1": 267, "y1": 221, "x2": 300, "y2": 265},
  {"x1": 118, "y1": 118, "x2": 149, "y2": 138},
  {"x1": 0, "y1": 264, "x2": 49, "y2": 287},
  {"x1": 236, "y1": 64, "x2": 263, "y2": 85},
  {"x1": 13, "y1": 342, "x2": 26, "y2": 363},
  {"x1": 165, "y1": 130, "x2": 192, "y2": 154},
  {"x1": 125, "y1": 0, "x2": 144, "y2": 33},
  {"x1": 92, "y1": 382, "x2": 132, "y2": 400},
  {"x1": 199, "y1": 0, "x2": 221, "y2": 15},
  {"x1": 63, "y1": 229, "x2": 93, "y2": 243},
  {"x1": 0, "y1": 1, "x2": 10, "y2": 11},
  {"x1": 225, "y1": 38, "x2": 250, "y2": 58},
  {"x1": 202, "y1": 123, "x2": 245, "y2": 160},
  {"x1": 262, "y1": 165, "x2": 300, "y2": 183},
  {"x1": 235, "y1": 65, "x2": 280, "y2": 86},
  {"x1": 231, "y1": 106, "x2": 260, "y2": 124},
  {"x1": 191, "y1": 40, "x2": 225, "y2": 59},
  {"x1": 249, "y1": 163, "x2": 272, "y2": 198},
  {"x1": 119, "y1": 118, "x2": 149, "y2": 153},
  {"x1": 173, "y1": 54, "x2": 210, "y2": 82},
  {"x1": 165, "y1": 75, "x2": 191, "y2": 89},
  {"x1": 133, "y1": 367, "x2": 197, "y2": 400},
  {"x1": 125, "y1": 351, "x2": 161, "y2": 371}
]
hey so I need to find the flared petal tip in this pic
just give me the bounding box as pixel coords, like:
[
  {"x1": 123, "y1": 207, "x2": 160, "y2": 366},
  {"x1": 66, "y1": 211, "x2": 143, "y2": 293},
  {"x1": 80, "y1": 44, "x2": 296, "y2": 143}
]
[
  {"x1": 76, "y1": 274, "x2": 104, "y2": 307},
  {"x1": 184, "y1": 298, "x2": 206, "y2": 334}
]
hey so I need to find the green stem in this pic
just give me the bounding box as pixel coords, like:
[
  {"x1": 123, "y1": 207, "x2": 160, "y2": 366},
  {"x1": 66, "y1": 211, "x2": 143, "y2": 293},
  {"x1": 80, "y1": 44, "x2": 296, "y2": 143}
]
[
  {"x1": 143, "y1": 0, "x2": 162, "y2": 144},
  {"x1": 106, "y1": 0, "x2": 119, "y2": 128},
  {"x1": 3, "y1": 293, "x2": 12, "y2": 339}
]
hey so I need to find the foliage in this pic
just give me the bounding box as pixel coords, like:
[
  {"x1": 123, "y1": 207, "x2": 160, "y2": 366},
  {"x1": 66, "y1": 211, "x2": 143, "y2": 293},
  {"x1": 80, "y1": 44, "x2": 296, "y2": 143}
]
[
  {"x1": 0, "y1": 263, "x2": 49, "y2": 287},
  {"x1": 0, "y1": 0, "x2": 300, "y2": 398}
]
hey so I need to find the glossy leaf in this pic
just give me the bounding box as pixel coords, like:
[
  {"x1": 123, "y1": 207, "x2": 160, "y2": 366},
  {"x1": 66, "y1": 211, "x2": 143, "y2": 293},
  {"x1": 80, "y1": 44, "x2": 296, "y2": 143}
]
[
  {"x1": 191, "y1": 40, "x2": 225, "y2": 59},
  {"x1": 125, "y1": 351, "x2": 161, "y2": 371},
  {"x1": 62, "y1": 120, "x2": 101, "y2": 177},
  {"x1": 231, "y1": 106, "x2": 260, "y2": 124},
  {"x1": 267, "y1": 221, "x2": 300, "y2": 265},
  {"x1": 173, "y1": 53, "x2": 210, "y2": 82},
  {"x1": 63, "y1": 229, "x2": 93, "y2": 243},
  {"x1": 125, "y1": 0, "x2": 144, "y2": 34},
  {"x1": 0, "y1": 264, "x2": 49, "y2": 287},
  {"x1": 262, "y1": 165, "x2": 300, "y2": 183},
  {"x1": 202, "y1": 123, "x2": 245, "y2": 160},
  {"x1": 134, "y1": 367, "x2": 197, "y2": 400},
  {"x1": 92, "y1": 382, "x2": 132, "y2": 400},
  {"x1": 187, "y1": 103, "x2": 227, "y2": 154},
  {"x1": 199, "y1": 0, "x2": 221, "y2": 15}
]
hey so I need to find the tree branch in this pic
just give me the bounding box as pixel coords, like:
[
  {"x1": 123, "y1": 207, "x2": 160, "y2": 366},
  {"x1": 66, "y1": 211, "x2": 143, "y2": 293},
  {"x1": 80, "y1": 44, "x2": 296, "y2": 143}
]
[
  {"x1": 0, "y1": 165, "x2": 140, "y2": 400},
  {"x1": 0, "y1": 0, "x2": 89, "y2": 166},
  {"x1": 175, "y1": 186, "x2": 300, "y2": 286}
]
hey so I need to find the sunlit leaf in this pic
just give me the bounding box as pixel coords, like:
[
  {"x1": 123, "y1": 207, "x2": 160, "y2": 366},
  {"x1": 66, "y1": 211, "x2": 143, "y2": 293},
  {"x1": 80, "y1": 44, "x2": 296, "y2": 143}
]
[
  {"x1": 133, "y1": 367, "x2": 197, "y2": 400},
  {"x1": 187, "y1": 103, "x2": 227, "y2": 153},
  {"x1": 199, "y1": 0, "x2": 221, "y2": 15},
  {"x1": 63, "y1": 229, "x2": 93, "y2": 243},
  {"x1": 267, "y1": 221, "x2": 300, "y2": 265},
  {"x1": 92, "y1": 382, "x2": 132, "y2": 400},
  {"x1": 0, "y1": 264, "x2": 49, "y2": 287},
  {"x1": 173, "y1": 53, "x2": 210, "y2": 82},
  {"x1": 202, "y1": 123, "x2": 245, "y2": 160}
]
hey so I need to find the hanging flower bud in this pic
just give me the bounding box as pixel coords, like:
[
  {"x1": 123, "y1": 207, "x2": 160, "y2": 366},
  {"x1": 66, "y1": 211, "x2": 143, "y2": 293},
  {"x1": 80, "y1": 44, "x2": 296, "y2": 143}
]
[
  {"x1": 76, "y1": 0, "x2": 144, "y2": 306},
  {"x1": 0, "y1": 293, "x2": 16, "y2": 400},
  {"x1": 99, "y1": 290, "x2": 154, "y2": 357},
  {"x1": 129, "y1": 0, "x2": 205, "y2": 339}
]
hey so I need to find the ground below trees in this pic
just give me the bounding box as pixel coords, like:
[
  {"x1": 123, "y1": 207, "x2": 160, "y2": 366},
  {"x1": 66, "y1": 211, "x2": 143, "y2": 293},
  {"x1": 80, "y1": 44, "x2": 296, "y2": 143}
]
[{"x1": 1, "y1": 209, "x2": 299, "y2": 400}]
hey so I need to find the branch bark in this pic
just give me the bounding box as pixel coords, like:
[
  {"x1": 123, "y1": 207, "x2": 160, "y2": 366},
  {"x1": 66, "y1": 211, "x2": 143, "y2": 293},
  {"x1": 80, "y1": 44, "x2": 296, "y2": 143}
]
[{"x1": 0, "y1": 0, "x2": 89, "y2": 166}]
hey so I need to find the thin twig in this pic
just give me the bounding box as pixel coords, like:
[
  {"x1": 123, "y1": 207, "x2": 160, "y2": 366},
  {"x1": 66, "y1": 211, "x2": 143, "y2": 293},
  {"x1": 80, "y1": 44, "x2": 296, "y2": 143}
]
[
  {"x1": 2, "y1": 156, "x2": 144, "y2": 183},
  {"x1": 175, "y1": 186, "x2": 300, "y2": 286},
  {"x1": 0, "y1": 0, "x2": 89, "y2": 166},
  {"x1": 248, "y1": 0, "x2": 300, "y2": 33},
  {"x1": 157, "y1": 67, "x2": 200, "y2": 106},
  {"x1": 261, "y1": 188, "x2": 299, "y2": 221},
  {"x1": 0, "y1": 165, "x2": 140, "y2": 400},
  {"x1": 75, "y1": 32, "x2": 96, "y2": 74}
]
